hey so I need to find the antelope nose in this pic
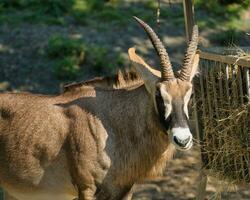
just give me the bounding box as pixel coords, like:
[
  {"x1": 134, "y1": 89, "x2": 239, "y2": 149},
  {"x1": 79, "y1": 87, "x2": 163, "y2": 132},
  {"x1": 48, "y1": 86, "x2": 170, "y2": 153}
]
[{"x1": 173, "y1": 136, "x2": 191, "y2": 147}]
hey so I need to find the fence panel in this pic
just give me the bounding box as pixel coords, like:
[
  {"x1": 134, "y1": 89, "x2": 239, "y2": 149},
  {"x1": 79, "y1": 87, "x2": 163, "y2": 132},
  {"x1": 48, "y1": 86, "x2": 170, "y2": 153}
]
[{"x1": 195, "y1": 51, "x2": 250, "y2": 184}]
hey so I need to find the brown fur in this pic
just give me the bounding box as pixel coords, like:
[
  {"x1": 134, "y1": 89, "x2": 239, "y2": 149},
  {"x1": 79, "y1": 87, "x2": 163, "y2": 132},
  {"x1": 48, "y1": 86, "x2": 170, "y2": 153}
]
[
  {"x1": 0, "y1": 15, "x2": 199, "y2": 199},
  {"x1": 64, "y1": 70, "x2": 143, "y2": 92},
  {"x1": 0, "y1": 69, "x2": 175, "y2": 200}
]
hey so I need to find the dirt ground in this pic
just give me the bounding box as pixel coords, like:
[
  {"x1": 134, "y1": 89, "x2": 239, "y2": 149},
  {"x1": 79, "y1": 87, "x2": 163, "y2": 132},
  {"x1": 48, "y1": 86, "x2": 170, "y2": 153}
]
[
  {"x1": 132, "y1": 147, "x2": 250, "y2": 200},
  {"x1": 4, "y1": 147, "x2": 250, "y2": 200}
]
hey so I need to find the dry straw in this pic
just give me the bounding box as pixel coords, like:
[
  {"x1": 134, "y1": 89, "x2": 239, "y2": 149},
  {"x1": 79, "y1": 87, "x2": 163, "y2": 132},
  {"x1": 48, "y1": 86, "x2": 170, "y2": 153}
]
[
  {"x1": 202, "y1": 102, "x2": 250, "y2": 184},
  {"x1": 195, "y1": 52, "x2": 250, "y2": 185}
]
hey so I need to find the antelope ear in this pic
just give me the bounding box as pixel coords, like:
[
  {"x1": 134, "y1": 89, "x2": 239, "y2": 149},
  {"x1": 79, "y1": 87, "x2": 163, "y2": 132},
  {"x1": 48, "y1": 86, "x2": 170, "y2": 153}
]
[
  {"x1": 189, "y1": 53, "x2": 200, "y2": 81},
  {"x1": 128, "y1": 47, "x2": 160, "y2": 94}
]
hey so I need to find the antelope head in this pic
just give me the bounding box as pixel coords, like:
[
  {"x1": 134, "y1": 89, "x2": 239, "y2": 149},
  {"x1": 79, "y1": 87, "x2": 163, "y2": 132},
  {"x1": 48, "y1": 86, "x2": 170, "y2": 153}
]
[{"x1": 129, "y1": 17, "x2": 199, "y2": 151}]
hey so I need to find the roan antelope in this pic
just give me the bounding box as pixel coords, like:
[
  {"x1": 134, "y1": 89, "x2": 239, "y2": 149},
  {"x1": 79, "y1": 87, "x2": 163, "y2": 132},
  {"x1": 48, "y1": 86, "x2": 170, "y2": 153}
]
[{"x1": 0, "y1": 17, "x2": 199, "y2": 200}]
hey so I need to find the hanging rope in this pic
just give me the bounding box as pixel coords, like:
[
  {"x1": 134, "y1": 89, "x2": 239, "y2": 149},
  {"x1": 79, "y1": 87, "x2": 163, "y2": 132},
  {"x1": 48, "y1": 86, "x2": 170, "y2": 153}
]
[
  {"x1": 157, "y1": 0, "x2": 161, "y2": 26},
  {"x1": 156, "y1": 0, "x2": 172, "y2": 26}
]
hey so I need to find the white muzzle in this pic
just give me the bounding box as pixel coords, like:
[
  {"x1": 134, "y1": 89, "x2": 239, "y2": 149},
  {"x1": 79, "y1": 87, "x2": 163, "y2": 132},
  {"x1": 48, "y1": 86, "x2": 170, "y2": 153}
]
[{"x1": 170, "y1": 127, "x2": 193, "y2": 151}]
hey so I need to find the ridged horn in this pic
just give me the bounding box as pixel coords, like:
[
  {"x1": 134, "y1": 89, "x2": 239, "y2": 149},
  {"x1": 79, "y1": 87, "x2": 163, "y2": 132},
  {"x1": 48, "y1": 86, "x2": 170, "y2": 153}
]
[
  {"x1": 133, "y1": 16, "x2": 175, "y2": 81},
  {"x1": 179, "y1": 25, "x2": 199, "y2": 81}
]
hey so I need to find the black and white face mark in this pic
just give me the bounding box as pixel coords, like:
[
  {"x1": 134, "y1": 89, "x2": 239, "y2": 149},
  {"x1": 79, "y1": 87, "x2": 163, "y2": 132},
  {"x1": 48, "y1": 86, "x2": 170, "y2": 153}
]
[{"x1": 155, "y1": 85, "x2": 193, "y2": 151}]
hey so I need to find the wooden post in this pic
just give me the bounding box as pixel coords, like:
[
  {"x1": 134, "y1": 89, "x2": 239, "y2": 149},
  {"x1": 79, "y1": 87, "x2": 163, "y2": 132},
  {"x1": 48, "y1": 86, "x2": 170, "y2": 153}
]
[
  {"x1": 245, "y1": 68, "x2": 250, "y2": 99},
  {"x1": 195, "y1": 64, "x2": 208, "y2": 200},
  {"x1": 183, "y1": 0, "x2": 195, "y2": 42}
]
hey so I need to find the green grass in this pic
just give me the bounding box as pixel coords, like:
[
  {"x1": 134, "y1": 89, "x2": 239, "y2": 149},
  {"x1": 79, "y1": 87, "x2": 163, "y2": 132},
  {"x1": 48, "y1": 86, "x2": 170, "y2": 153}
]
[
  {"x1": 47, "y1": 35, "x2": 85, "y2": 59},
  {"x1": 0, "y1": 0, "x2": 120, "y2": 25},
  {"x1": 47, "y1": 35, "x2": 86, "y2": 80},
  {"x1": 95, "y1": 7, "x2": 126, "y2": 23},
  {"x1": 87, "y1": 47, "x2": 108, "y2": 74},
  {"x1": 1, "y1": 0, "x2": 250, "y2": 29},
  {"x1": 86, "y1": 47, "x2": 126, "y2": 75},
  {"x1": 71, "y1": 2, "x2": 149, "y2": 26},
  {"x1": 46, "y1": 34, "x2": 126, "y2": 79},
  {"x1": 2, "y1": 0, "x2": 248, "y2": 58},
  {"x1": 52, "y1": 57, "x2": 82, "y2": 80},
  {"x1": 195, "y1": 0, "x2": 250, "y2": 24},
  {"x1": 1, "y1": 0, "x2": 74, "y2": 15},
  {"x1": 210, "y1": 29, "x2": 241, "y2": 46},
  {"x1": 0, "y1": 0, "x2": 174, "y2": 27},
  {"x1": 195, "y1": 0, "x2": 250, "y2": 45},
  {"x1": 0, "y1": 0, "x2": 74, "y2": 25}
]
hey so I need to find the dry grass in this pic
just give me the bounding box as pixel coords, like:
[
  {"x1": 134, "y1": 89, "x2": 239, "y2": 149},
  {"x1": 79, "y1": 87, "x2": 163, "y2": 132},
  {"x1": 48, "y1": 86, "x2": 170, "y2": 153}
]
[
  {"x1": 195, "y1": 53, "x2": 250, "y2": 186},
  {"x1": 202, "y1": 102, "x2": 250, "y2": 184}
]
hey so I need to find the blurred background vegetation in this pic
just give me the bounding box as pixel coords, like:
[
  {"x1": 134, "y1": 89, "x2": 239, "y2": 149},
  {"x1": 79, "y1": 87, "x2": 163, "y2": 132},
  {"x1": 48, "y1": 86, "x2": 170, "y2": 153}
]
[{"x1": 0, "y1": 0, "x2": 249, "y2": 94}]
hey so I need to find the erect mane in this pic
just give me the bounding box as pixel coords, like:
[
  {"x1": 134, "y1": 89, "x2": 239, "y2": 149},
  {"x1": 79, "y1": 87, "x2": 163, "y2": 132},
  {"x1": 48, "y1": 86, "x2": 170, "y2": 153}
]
[{"x1": 63, "y1": 69, "x2": 144, "y2": 93}]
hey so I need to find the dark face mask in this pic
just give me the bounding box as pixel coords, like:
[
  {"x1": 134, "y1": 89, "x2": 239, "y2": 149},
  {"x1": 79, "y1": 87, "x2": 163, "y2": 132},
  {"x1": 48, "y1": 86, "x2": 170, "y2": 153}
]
[{"x1": 155, "y1": 92, "x2": 172, "y2": 132}]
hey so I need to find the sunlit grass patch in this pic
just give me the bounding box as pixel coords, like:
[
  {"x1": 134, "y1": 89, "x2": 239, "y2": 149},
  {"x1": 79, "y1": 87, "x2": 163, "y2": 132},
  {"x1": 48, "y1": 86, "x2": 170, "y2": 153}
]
[
  {"x1": 47, "y1": 35, "x2": 85, "y2": 59},
  {"x1": 47, "y1": 35, "x2": 86, "y2": 80},
  {"x1": 52, "y1": 57, "x2": 82, "y2": 80},
  {"x1": 46, "y1": 34, "x2": 126, "y2": 78}
]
